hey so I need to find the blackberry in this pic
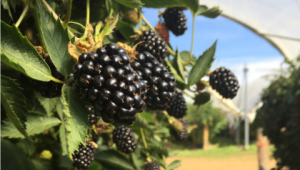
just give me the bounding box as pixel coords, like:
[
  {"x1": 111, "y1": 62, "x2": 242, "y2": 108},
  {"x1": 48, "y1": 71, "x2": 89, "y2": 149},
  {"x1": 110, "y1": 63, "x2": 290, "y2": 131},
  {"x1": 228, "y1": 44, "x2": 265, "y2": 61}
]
[
  {"x1": 163, "y1": 8, "x2": 187, "y2": 36},
  {"x1": 131, "y1": 52, "x2": 176, "y2": 110},
  {"x1": 112, "y1": 125, "x2": 137, "y2": 154},
  {"x1": 86, "y1": 105, "x2": 101, "y2": 126},
  {"x1": 167, "y1": 91, "x2": 187, "y2": 118},
  {"x1": 155, "y1": 23, "x2": 170, "y2": 43},
  {"x1": 172, "y1": 119, "x2": 188, "y2": 140},
  {"x1": 91, "y1": 131, "x2": 99, "y2": 143},
  {"x1": 209, "y1": 67, "x2": 239, "y2": 99},
  {"x1": 72, "y1": 143, "x2": 96, "y2": 170},
  {"x1": 73, "y1": 43, "x2": 146, "y2": 124},
  {"x1": 134, "y1": 30, "x2": 167, "y2": 62},
  {"x1": 145, "y1": 161, "x2": 161, "y2": 170},
  {"x1": 32, "y1": 57, "x2": 64, "y2": 98}
]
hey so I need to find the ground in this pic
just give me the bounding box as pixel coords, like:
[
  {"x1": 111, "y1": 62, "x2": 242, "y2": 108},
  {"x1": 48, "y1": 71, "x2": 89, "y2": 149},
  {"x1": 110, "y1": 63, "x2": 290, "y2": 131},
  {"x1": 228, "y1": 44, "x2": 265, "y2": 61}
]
[{"x1": 166, "y1": 145, "x2": 276, "y2": 170}]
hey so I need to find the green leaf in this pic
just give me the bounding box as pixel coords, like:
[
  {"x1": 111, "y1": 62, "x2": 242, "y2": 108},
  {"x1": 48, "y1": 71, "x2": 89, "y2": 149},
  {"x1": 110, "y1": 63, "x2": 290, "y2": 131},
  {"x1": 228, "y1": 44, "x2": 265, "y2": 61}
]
[
  {"x1": 141, "y1": 0, "x2": 198, "y2": 13},
  {"x1": 1, "y1": 115, "x2": 61, "y2": 138},
  {"x1": 60, "y1": 86, "x2": 91, "y2": 156},
  {"x1": 194, "y1": 92, "x2": 211, "y2": 105},
  {"x1": 148, "y1": 143, "x2": 168, "y2": 156},
  {"x1": 180, "y1": 51, "x2": 196, "y2": 66},
  {"x1": 116, "y1": 20, "x2": 136, "y2": 41},
  {"x1": 131, "y1": 153, "x2": 143, "y2": 170},
  {"x1": 164, "y1": 60, "x2": 185, "y2": 83},
  {"x1": 17, "y1": 139, "x2": 36, "y2": 156},
  {"x1": 174, "y1": 49, "x2": 185, "y2": 80},
  {"x1": 114, "y1": 0, "x2": 143, "y2": 8},
  {"x1": 181, "y1": 0, "x2": 198, "y2": 14},
  {"x1": 2, "y1": 139, "x2": 36, "y2": 170},
  {"x1": 1, "y1": 0, "x2": 18, "y2": 19},
  {"x1": 188, "y1": 40, "x2": 217, "y2": 86},
  {"x1": 196, "y1": 5, "x2": 222, "y2": 18},
  {"x1": 166, "y1": 160, "x2": 181, "y2": 170},
  {"x1": 106, "y1": 13, "x2": 119, "y2": 36},
  {"x1": 140, "y1": 112, "x2": 156, "y2": 123},
  {"x1": 36, "y1": 0, "x2": 74, "y2": 76},
  {"x1": 95, "y1": 149, "x2": 135, "y2": 170},
  {"x1": 35, "y1": 92, "x2": 58, "y2": 116},
  {"x1": 32, "y1": 159, "x2": 55, "y2": 170},
  {"x1": 1, "y1": 75, "x2": 29, "y2": 139},
  {"x1": 1, "y1": 22, "x2": 52, "y2": 81}
]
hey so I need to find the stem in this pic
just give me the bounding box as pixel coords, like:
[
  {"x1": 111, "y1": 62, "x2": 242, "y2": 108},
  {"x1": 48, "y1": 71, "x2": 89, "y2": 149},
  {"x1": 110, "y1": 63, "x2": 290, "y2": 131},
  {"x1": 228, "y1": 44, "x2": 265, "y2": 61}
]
[
  {"x1": 188, "y1": 15, "x2": 196, "y2": 63},
  {"x1": 80, "y1": 0, "x2": 90, "y2": 40},
  {"x1": 141, "y1": 15, "x2": 175, "y2": 56},
  {"x1": 62, "y1": 0, "x2": 73, "y2": 28},
  {"x1": 15, "y1": 3, "x2": 29, "y2": 28},
  {"x1": 51, "y1": 77, "x2": 65, "y2": 84},
  {"x1": 184, "y1": 66, "x2": 190, "y2": 73},
  {"x1": 69, "y1": 21, "x2": 86, "y2": 29},
  {"x1": 138, "y1": 113, "x2": 148, "y2": 149}
]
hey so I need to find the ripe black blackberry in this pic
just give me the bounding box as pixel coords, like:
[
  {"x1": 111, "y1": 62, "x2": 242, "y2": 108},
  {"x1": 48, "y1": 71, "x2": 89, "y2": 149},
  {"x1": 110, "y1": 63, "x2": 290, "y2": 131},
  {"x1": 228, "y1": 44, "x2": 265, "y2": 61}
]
[
  {"x1": 167, "y1": 91, "x2": 187, "y2": 118},
  {"x1": 112, "y1": 125, "x2": 137, "y2": 154},
  {"x1": 73, "y1": 43, "x2": 146, "y2": 125},
  {"x1": 172, "y1": 119, "x2": 188, "y2": 140},
  {"x1": 134, "y1": 30, "x2": 167, "y2": 62},
  {"x1": 32, "y1": 57, "x2": 64, "y2": 98},
  {"x1": 72, "y1": 142, "x2": 96, "y2": 170},
  {"x1": 163, "y1": 8, "x2": 187, "y2": 36},
  {"x1": 209, "y1": 67, "x2": 239, "y2": 99},
  {"x1": 145, "y1": 161, "x2": 161, "y2": 170},
  {"x1": 131, "y1": 52, "x2": 176, "y2": 110}
]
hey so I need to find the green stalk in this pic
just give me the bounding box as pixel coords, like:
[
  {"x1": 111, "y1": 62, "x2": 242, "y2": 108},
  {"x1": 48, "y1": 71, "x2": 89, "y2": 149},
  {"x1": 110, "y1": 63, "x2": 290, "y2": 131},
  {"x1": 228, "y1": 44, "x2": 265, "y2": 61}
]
[
  {"x1": 141, "y1": 15, "x2": 175, "y2": 56},
  {"x1": 15, "y1": 3, "x2": 29, "y2": 28},
  {"x1": 51, "y1": 77, "x2": 65, "y2": 84},
  {"x1": 62, "y1": 0, "x2": 73, "y2": 28},
  {"x1": 138, "y1": 113, "x2": 148, "y2": 149},
  {"x1": 80, "y1": 0, "x2": 90, "y2": 40},
  {"x1": 189, "y1": 15, "x2": 196, "y2": 63}
]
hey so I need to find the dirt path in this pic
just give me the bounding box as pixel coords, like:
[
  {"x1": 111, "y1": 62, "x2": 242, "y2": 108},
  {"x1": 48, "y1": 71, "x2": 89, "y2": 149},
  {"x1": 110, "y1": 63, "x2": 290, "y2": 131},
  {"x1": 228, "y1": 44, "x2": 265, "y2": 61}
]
[{"x1": 166, "y1": 154, "x2": 276, "y2": 170}]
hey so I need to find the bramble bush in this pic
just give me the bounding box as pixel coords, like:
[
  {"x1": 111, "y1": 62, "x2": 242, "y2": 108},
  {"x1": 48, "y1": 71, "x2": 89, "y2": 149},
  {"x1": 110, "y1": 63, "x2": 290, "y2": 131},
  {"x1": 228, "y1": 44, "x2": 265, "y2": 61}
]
[{"x1": 1, "y1": 0, "x2": 240, "y2": 170}]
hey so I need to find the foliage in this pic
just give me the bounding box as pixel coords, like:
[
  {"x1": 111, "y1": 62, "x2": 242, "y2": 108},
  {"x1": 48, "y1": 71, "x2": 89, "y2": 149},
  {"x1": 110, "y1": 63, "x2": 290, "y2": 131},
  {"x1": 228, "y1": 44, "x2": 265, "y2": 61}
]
[
  {"x1": 1, "y1": 0, "x2": 224, "y2": 169},
  {"x1": 187, "y1": 102, "x2": 227, "y2": 139},
  {"x1": 255, "y1": 59, "x2": 300, "y2": 170}
]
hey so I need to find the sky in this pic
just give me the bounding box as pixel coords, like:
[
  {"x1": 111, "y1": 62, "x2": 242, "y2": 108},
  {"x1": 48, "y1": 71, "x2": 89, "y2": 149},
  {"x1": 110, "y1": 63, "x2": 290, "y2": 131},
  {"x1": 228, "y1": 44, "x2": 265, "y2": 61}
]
[{"x1": 142, "y1": 8, "x2": 285, "y2": 85}]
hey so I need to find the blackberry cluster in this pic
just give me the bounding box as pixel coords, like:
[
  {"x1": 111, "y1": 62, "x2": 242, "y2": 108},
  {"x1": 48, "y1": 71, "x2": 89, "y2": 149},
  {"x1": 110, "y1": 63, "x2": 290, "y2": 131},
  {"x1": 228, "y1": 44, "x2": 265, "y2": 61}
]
[
  {"x1": 134, "y1": 30, "x2": 167, "y2": 62},
  {"x1": 209, "y1": 67, "x2": 239, "y2": 99},
  {"x1": 166, "y1": 91, "x2": 187, "y2": 118},
  {"x1": 86, "y1": 105, "x2": 100, "y2": 126},
  {"x1": 73, "y1": 0, "x2": 95, "y2": 9},
  {"x1": 131, "y1": 52, "x2": 176, "y2": 110},
  {"x1": 163, "y1": 8, "x2": 187, "y2": 36},
  {"x1": 145, "y1": 161, "x2": 161, "y2": 170},
  {"x1": 91, "y1": 131, "x2": 99, "y2": 143},
  {"x1": 73, "y1": 43, "x2": 146, "y2": 125},
  {"x1": 72, "y1": 143, "x2": 96, "y2": 170},
  {"x1": 155, "y1": 23, "x2": 170, "y2": 43},
  {"x1": 172, "y1": 119, "x2": 188, "y2": 140},
  {"x1": 112, "y1": 125, "x2": 137, "y2": 154},
  {"x1": 32, "y1": 57, "x2": 64, "y2": 98}
]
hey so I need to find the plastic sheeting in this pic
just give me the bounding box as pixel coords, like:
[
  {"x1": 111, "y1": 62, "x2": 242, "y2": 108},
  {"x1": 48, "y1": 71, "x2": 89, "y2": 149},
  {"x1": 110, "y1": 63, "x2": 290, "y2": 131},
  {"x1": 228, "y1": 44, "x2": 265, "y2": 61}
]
[{"x1": 201, "y1": 0, "x2": 300, "y2": 60}]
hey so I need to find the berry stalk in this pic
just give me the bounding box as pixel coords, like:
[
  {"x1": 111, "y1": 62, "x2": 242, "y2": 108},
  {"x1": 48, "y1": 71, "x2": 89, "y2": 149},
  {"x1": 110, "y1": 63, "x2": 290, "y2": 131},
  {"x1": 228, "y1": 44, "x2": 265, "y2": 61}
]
[
  {"x1": 15, "y1": 2, "x2": 29, "y2": 28},
  {"x1": 51, "y1": 77, "x2": 65, "y2": 84},
  {"x1": 62, "y1": 0, "x2": 73, "y2": 28},
  {"x1": 189, "y1": 15, "x2": 196, "y2": 63},
  {"x1": 80, "y1": 0, "x2": 91, "y2": 40}
]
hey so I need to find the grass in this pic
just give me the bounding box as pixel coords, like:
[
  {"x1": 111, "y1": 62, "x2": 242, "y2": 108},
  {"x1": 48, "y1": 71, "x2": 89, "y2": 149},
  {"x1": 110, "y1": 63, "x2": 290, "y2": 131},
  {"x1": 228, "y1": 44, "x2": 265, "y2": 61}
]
[{"x1": 169, "y1": 145, "x2": 258, "y2": 159}]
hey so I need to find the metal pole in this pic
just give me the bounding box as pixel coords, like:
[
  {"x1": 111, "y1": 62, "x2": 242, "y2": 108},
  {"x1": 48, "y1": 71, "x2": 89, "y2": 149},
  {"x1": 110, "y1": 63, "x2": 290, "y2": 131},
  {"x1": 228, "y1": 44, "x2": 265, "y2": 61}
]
[{"x1": 244, "y1": 64, "x2": 249, "y2": 150}]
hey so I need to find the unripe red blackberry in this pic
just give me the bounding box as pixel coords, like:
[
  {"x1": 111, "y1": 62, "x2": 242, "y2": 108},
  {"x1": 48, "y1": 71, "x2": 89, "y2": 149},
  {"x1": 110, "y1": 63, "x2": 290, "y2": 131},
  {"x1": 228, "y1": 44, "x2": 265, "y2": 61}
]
[
  {"x1": 131, "y1": 52, "x2": 176, "y2": 110},
  {"x1": 209, "y1": 67, "x2": 240, "y2": 99},
  {"x1": 73, "y1": 43, "x2": 146, "y2": 124},
  {"x1": 167, "y1": 91, "x2": 187, "y2": 118},
  {"x1": 32, "y1": 57, "x2": 64, "y2": 98},
  {"x1": 172, "y1": 119, "x2": 188, "y2": 140},
  {"x1": 113, "y1": 125, "x2": 137, "y2": 154},
  {"x1": 134, "y1": 30, "x2": 167, "y2": 62},
  {"x1": 145, "y1": 161, "x2": 161, "y2": 170},
  {"x1": 163, "y1": 8, "x2": 187, "y2": 36},
  {"x1": 155, "y1": 23, "x2": 170, "y2": 43},
  {"x1": 72, "y1": 143, "x2": 96, "y2": 170}
]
